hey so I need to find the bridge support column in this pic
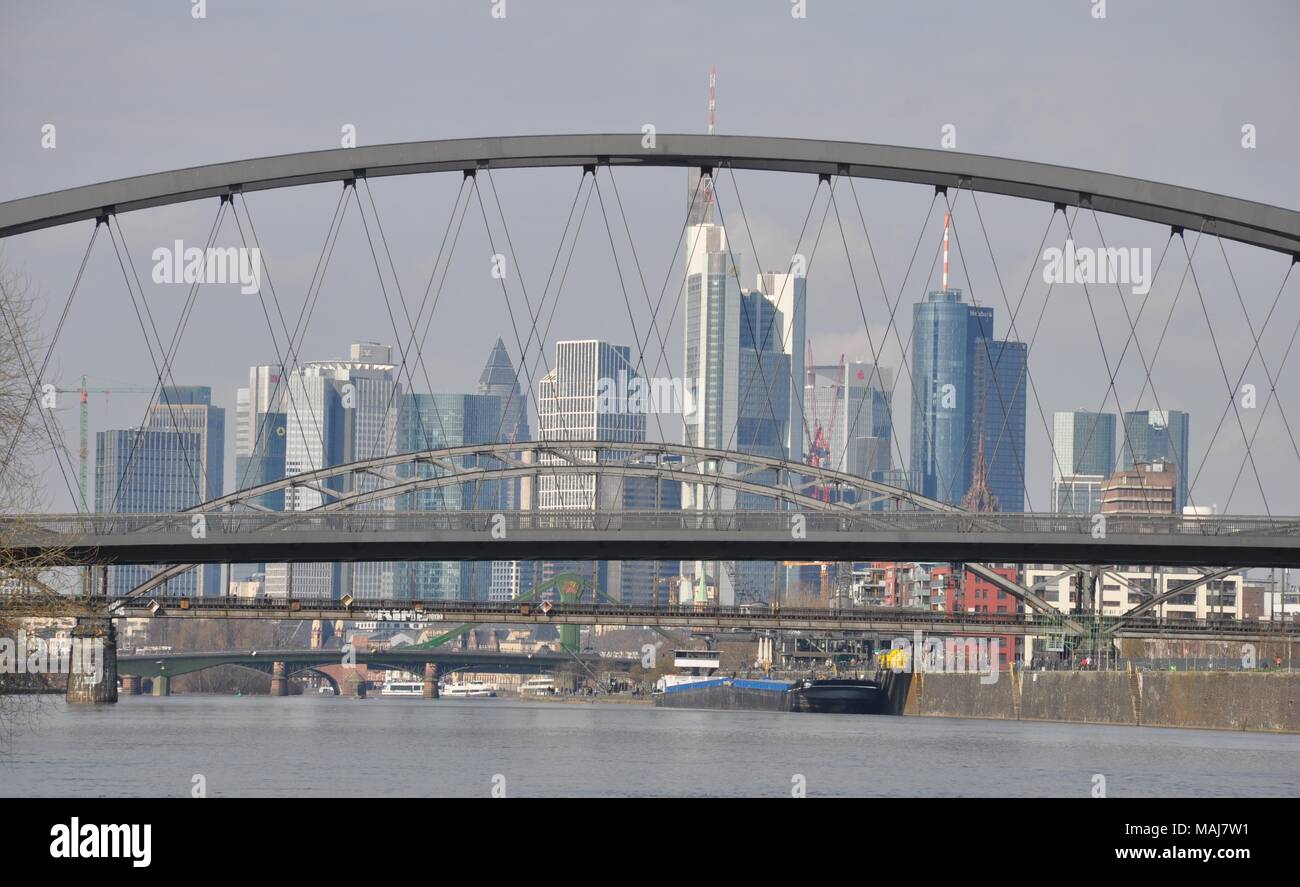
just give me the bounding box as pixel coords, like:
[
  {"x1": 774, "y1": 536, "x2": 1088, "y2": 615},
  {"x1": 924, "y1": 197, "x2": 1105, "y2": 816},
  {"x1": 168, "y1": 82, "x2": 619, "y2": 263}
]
[
  {"x1": 66, "y1": 618, "x2": 117, "y2": 706},
  {"x1": 353, "y1": 676, "x2": 367, "y2": 699},
  {"x1": 149, "y1": 675, "x2": 170, "y2": 697},
  {"x1": 423, "y1": 662, "x2": 439, "y2": 699},
  {"x1": 121, "y1": 674, "x2": 142, "y2": 696},
  {"x1": 270, "y1": 661, "x2": 288, "y2": 697}
]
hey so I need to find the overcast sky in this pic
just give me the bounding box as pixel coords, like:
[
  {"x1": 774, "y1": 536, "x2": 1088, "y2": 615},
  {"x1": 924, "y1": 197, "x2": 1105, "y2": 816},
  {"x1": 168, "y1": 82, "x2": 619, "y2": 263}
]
[{"x1": 3, "y1": 0, "x2": 1298, "y2": 515}]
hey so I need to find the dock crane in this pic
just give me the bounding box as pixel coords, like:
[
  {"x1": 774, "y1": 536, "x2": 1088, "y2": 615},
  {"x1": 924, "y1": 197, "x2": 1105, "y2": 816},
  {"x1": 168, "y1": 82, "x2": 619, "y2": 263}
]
[{"x1": 52, "y1": 376, "x2": 156, "y2": 511}]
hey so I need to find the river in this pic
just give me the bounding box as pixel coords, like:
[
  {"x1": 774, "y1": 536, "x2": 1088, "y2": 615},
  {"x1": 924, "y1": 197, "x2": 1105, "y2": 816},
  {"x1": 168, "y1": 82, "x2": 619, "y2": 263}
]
[{"x1": 2, "y1": 696, "x2": 1297, "y2": 797}]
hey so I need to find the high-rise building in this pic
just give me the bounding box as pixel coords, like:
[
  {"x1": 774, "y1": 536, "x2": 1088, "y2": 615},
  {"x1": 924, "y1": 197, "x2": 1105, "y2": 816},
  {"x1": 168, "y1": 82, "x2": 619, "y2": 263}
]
[
  {"x1": 394, "y1": 392, "x2": 503, "y2": 601},
  {"x1": 805, "y1": 361, "x2": 894, "y2": 484},
  {"x1": 535, "y1": 339, "x2": 671, "y2": 605},
  {"x1": 96, "y1": 384, "x2": 226, "y2": 593},
  {"x1": 970, "y1": 339, "x2": 1027, "y2": 513},
  {"x1": 1052, "y1": 410, "x2": 1116, "y2": 513},
  {"x1": 95, "y1": 426, "x2": 211, "y2": 596},
  {"x1": 910, "y1": 289, "x2": 1026, "y2": 510},
  {"x1": 1121, "y1": 410, "x2": 1190, "y2": 511},
  {"x1": 757, "y1": 271, "x2": 806, "y2": 464},
  {"x1": 265, "y1": 344, "x2": 400, "y2": 599},
  {"x1": 476, "y1": 338, "x2": 533, "y2": 603}
]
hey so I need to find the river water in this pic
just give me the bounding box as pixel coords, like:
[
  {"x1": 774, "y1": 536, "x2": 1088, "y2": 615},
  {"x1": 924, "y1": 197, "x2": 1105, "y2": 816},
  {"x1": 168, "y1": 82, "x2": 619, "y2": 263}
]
[{"x1": 2, "y1": 696, "x2": 1297, "y2": 797}]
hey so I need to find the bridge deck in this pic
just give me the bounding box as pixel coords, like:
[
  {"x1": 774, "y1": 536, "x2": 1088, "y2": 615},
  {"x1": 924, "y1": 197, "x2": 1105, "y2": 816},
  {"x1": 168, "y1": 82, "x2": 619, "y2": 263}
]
[{"x1": 6, "y1": 511, "x2": 1300, "y2": 568}]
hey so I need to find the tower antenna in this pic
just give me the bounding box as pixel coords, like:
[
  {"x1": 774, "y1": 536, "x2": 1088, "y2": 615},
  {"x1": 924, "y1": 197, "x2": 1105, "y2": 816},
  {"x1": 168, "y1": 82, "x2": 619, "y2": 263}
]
[{"x1": 942, "y1": 211, "x2": 951, "y2": 290}]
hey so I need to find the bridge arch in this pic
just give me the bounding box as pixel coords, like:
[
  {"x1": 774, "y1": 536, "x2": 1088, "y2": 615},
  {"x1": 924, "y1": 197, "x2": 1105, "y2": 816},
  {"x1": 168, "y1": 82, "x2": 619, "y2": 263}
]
[{"x1": 2, "y1": 134, "x2": 1297, "y2": 254}]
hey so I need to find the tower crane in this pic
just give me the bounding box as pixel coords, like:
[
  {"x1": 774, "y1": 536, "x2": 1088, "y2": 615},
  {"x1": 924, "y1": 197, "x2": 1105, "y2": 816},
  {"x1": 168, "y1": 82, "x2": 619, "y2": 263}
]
[{"x1": 52, "y1": 376, "x2": 156, "y2": 512}]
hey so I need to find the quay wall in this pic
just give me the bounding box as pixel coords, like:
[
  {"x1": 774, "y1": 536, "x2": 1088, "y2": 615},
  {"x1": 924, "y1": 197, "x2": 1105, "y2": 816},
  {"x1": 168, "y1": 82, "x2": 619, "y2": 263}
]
[{"x1": 881, "y1": 670, "x2": 1300, "y2": 733}]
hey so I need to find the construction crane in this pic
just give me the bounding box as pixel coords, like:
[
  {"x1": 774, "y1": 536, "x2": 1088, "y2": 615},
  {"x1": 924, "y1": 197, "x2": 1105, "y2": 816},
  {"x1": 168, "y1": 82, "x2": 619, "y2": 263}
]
[
  {"x1": 53, "y1": 376, "x2": 156, "y2": 512},
  {"x1": 804, "y1": 342, "x2": 844, "y2": 502}
]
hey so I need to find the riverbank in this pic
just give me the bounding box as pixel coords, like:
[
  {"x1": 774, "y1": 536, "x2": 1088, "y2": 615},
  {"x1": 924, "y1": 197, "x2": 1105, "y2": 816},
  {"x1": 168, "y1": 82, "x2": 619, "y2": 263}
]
[{"x1": 883, "y1": 670, "x2": 1300, "y2": 733}]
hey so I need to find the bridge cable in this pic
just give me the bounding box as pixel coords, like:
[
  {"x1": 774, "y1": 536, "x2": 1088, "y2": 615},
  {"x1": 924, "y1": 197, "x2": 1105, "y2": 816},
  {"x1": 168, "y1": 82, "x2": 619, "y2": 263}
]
[
  {"x1": 1221, "y1": 264, "x2": 1300, "y2": 512},
  {"x1": 0, "y1": 274, "x2": 81, "y2": 508},
  {"x1": 0, "y1": 222, "x2": 99, "y2": 495},
  {"x1": 1179, "y1": 232, "x2": 1272, "y2": 515},
  {"x1": 591, "y1": 171, "x2": 670, "y2": 445},
  {"x1": 939, "y1": 191, "x2": 1037, "y2": 510},
  {"x1": 104, "y1": 206, "x2": 223, "y2": 513},
  {"x1": 1081, "y1": 210, "x2": 1191, "y2": 515},
  {"x1": 227, "y1": 194, "x2": 335, "y2": 504},
  {"x1": 722, "y1": 165, "x2": 823, "y2": 490},
  {"x1": 1208, "y1": 242, "x2": 1300, "y2": 512}
]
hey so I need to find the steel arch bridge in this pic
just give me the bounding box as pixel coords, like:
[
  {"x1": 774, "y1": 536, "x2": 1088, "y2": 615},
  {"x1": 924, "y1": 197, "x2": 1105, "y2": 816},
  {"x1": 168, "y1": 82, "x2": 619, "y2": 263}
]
[
  {"x1": 8, "y1": 439, "x2": 957, "y2": 597},
  {"x1": 3, "y1": 133, "x2": 1299, "y2": 636},
  {"x1": 2, "y1": 134, "x2": 1298, "y2": 254}
]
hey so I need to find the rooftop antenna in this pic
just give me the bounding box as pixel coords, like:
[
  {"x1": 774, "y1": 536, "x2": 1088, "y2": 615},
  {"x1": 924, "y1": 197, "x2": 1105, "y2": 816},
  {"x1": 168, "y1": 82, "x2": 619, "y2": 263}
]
[
  {"x1": 942, "y1": 211, "x2": 951, "y2": 290},
  {"x1": 708, "y1": 64, "x2": 717, "y2": 135}
]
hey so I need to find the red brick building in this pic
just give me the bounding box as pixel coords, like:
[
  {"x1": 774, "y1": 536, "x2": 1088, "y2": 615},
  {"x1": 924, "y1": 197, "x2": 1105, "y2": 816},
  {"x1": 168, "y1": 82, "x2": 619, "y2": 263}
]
[{"x1": 930, "y1": 564, "x2": 1021, "y2": 668}]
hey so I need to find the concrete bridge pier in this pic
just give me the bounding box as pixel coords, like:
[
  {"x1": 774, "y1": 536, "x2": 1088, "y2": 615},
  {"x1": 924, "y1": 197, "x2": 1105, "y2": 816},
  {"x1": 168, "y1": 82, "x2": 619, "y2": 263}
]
[
  {"x1": 65, "y1": 617, "x2": 118, "y2": 705},
  {"x1": 270, "y1": 661, "x2": 288, "y2": 697},
  {"x1": 150, "y1": 675, "x2": 171, "y2": 697},
  {"x1": 423, "y1": 662, "x2": 439, "y2": 699},
  {"x1": 121, "y1": 674, "x2": 142, "y2": 696}
]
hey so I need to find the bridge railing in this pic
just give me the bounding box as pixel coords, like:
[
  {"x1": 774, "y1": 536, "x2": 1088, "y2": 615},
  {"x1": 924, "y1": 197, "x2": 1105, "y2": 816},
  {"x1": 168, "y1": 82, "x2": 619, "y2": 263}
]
[{"x1": 5, "y1": 510, "x2": 1300, "y2": 541}]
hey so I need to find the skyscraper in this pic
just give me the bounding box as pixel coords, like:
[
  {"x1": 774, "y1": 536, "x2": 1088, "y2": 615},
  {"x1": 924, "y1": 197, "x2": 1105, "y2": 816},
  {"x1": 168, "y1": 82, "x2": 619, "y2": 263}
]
[
  {"x1": 476, "y1": 338, "x2": 533, "y2": 603},
  {"x1": 264, "y1": 343, "x2": 400, "y2": 599},
  {"x1": 805, "y1": 361, "x2": 894, "y2": 485},
  {"x1": 1121, "y1": 409, "x2": 1190, "y2": 511},
  {"x1": 395, "y1": 392, "x2": 503, "y2": 600},
  {"x1": 95, "y1": 425, "x2": 211, "y2": 596},
  {"x1": 1052, "y1": 410, "x2": 1116, "y2": 513},
  {"x1": 536, "y1": 339, "x2": 668, "y2": 604},
  {"x1": 910, "y1": 289, "x2": 1026, "y2": 510}
]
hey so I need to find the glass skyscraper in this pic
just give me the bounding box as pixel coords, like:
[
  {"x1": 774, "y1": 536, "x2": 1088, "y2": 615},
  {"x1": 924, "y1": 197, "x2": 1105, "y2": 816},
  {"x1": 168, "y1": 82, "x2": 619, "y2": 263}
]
[
  {"x1": 910, "y1": 289, "x2": 1026, "y2": 510},
  {"x1": 394, "y1": 392, "x2": 503, "y2": 601},
  {"x1": 1052, "y1": 410, "x2": 1116, "y2": 513},
  {"x1": 1121, "y1": 410, "x2": 1190, "y2": 511}
]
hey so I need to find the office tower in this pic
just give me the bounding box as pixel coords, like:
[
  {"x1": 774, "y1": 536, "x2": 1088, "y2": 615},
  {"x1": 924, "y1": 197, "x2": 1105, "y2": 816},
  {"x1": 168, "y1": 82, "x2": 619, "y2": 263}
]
[
  {"x1": 136, "y1": 386, "x2": 225, "y2": 595},
  {"x1": 265, "y1": 343, "x2": 400, "y2": 599},
  {"x1": 476, "y1": 338, "x2": 532, "y2": 602},
  {"x1": 969, "y1": 339, "x2": 1027, "y2": 513},
  {"x1": 757, "y1": 271, "x2": 806, "y2": 464},
  {"x1": 1052, "y1": 410, "x2": 1116, "y2": 513},
  {"x1": 1121, "y1": 410, "x2": 1190, "y2": 511},
  {"x1": 909, "y1": 288, "x2": 1026, "y2": 510},
  {"x1": 805, "y1": 360, "x2": 894, "y2": 482},
  {"x1": 536, "y1": 339, "x2": 663, "y2": 604},
  {"x1": 233, "y1": 411, "x2": 287, "y2": 510},
  {"x1": 235, "y1": 365, "x2": 283, "y2": 462},
  {"x1": 394, "y1": 392, "x2": 503, "y2": 601},
  {"x1": 95, "y1": 427, "x2": 206, "y2": 596}
]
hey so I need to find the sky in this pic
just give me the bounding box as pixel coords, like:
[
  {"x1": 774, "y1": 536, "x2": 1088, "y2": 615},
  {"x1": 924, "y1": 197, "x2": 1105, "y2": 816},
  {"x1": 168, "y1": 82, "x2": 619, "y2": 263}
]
[{"x1": 2, "y1": 0, "x2": 1299, "y2": 515}]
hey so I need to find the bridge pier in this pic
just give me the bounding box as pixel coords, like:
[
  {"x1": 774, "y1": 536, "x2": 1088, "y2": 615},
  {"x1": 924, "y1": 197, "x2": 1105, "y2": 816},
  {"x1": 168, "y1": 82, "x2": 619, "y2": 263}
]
[
  {"x1": 423, "y1": 662, "x2": 439, "y2": 699},
  {"x1": 270, "y1": 661, "x2": 288, "y2": 697},
  {"x1": 150, "y1": 675, "x2": 170, "y2": 697},
  {"x1": 121, "y1": 674, "x2": 142, "y2": 696},
  {"x1": 65, "y1": 618, "x2": 117, "y2": 706}
]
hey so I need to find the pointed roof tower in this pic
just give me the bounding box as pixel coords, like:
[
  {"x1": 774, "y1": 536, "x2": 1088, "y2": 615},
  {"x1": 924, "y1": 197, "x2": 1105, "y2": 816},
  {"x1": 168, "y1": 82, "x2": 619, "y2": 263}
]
[{"x1": 477, "y1": 337, "x2": 530, "y2": 442}]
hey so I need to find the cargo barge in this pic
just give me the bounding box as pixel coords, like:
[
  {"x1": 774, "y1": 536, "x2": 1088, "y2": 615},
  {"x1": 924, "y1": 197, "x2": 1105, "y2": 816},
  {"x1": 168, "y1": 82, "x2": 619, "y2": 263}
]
[{"x1": 655, "y1": 675, "x2": 884, "y2": 715}]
